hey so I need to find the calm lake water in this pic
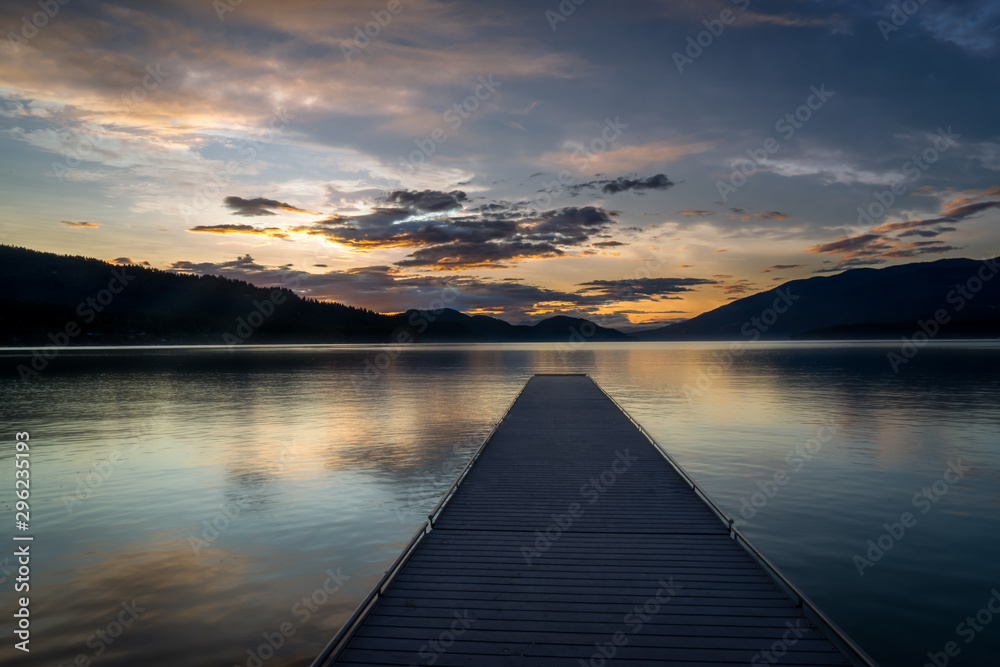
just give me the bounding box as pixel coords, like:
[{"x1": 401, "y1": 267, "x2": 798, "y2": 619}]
[{"x1": 0, "y1": 342, "x2": 998, "y2": 666}]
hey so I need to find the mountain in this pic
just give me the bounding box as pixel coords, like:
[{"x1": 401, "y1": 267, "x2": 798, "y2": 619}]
[
  {"x1": 0, "y1": 245, "x2": 631, "y2": 345},
  {"x1": 635, "y1": 256, "x2": 1000, "y2": 340},
  {"x1": 386, "y1": 309, "x2": 634, "y2": 342}
]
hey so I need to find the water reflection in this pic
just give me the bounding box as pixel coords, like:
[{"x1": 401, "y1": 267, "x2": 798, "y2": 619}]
[{"x1": 0, "y1": 342, "x2": 997, "y2": 666}]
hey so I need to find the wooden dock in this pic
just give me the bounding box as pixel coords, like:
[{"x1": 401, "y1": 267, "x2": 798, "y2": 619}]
[{"x1": 314, "y1": 374, "x2": 875, "y2": 666}]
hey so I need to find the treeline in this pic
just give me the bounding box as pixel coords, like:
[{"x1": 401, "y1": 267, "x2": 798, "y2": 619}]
[{"x1": 0, "y1": 245, "x2": 631, "y2": 346}]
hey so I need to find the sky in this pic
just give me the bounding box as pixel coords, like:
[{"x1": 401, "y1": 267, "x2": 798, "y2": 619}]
[{"x1": 1, "y1": 0, "x2": 999, "y2": 328}]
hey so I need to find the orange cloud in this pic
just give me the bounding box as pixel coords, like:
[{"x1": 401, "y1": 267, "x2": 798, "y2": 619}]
[
  {"x1": 61, "y1": 220, "x2": 99, "y2": 228},
  {"x1": 187, "y1": 224, "x2": 289, "y2": 238},
  {"x1": 943, "y1": 185, "x2": 1000, "y2": 212}
]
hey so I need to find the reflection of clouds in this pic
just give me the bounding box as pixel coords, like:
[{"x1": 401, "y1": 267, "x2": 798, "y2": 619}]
[
  {"x1": 8, "y1": 542, "x2": 258, "y2": 666},
  {"x1": 621, "y1": 343, "x2": 1000, "y2": 467}
]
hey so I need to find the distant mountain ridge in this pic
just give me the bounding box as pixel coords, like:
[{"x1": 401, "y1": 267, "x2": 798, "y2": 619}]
[
  {"x1": 391, "y1": 309, "x2": 633, "y2": 342},
  {"x1": 3, "y1": 245, "x2": 998, "y2": 346},
  {"x1": 635, "y1": 256, "x2": 1000, "y2": 340},
  {"x1": 0, "y1": 245, "x2": 632, "y2": 345}
]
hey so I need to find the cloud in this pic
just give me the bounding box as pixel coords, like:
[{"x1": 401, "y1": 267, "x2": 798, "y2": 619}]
[
  {"x1": 712, "y1": 278, "x2": 757, "y2": 297},
  {"x1": 569, "y1": 173, "x2": 674, "y2": 196},
  {"x1": 942, "y1": 185, "x2": 1000, "y2": 210},
  {"x1": 526, "y1": 206, "x2": 619, "y2": 244},
  {"x1": 576, "y1": 277, "x2": 717, "y2": 301},
  {"x1": 726, "y1": 208, "x2": 790, "y2": 222},
  {"x1": 675, "y1": 210, "x2": 716, "y2": 216},
  {"x1": 807, "y1": 234, "x2": 887, "y2": 255},
  {"x1": 164, "y1": 254, "x2": 707, "y2": 321},
  {"x1": 109, "y1": 256, "x2": 151, "y2": 266},
  {"x1": 61, "y1": 220, "x2": 99, "y2": 228},
  {"x1": 810, "y1": 191, "x2": 999, "y2": 266},
  {"x1": 394, "y1": 240, "x2": 565, "y2": 270},
  {"x1": 383, "y1": 189, "x2": 468, "y2": 212},
  {"x1": 897, "y1": 227, "x2": 956, "y2": 238},
  {"x1": 293, "y1": 204, "x2": 621, "y2": 269},
  {"x1": 806, "y1": 234, "x2": 961, "y2": 264},
  {"x1": 188, "y1": 224, "x2": 290, "y2": 238},
  {"x1": 541, "y1": 139, "x2": 715, "y2": 173},
  {"x1": 224, "y1": 196, "x2": 316, "y2": 217},
  {"x1": 761, "y1": 264, "x2": 805, "y2": 273},
  {"x1": 592, "y1": 240, "x2": 625, "y2": 248},
  {"x1": 916, "y1": 2, "x2": 1000, "y2": 53},
  {"x1": 756, "y1": 211, "x2": 789, "y2": 220},
  {"x1": 870, "y1": 197, "x2": 1000, "y2": 237}
]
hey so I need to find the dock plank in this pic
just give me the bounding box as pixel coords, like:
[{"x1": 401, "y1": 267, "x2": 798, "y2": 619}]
[{"x1": 319, "y1": 375, "x2": 868, "y2": 666}]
